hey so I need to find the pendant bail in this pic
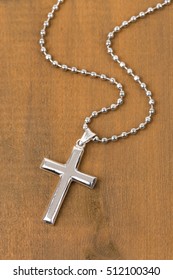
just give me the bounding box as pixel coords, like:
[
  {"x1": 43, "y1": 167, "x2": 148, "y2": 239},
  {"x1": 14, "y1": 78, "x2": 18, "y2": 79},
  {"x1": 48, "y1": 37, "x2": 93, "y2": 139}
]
[{"x1": 77, "y1": 128, "x2": 96, "y2": 147}]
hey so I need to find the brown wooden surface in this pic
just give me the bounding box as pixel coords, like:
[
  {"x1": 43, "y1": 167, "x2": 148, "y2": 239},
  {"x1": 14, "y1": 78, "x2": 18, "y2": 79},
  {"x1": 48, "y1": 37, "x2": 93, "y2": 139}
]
[{"x1": 0, "y1": 0, "x2": 173, "y2": 260}]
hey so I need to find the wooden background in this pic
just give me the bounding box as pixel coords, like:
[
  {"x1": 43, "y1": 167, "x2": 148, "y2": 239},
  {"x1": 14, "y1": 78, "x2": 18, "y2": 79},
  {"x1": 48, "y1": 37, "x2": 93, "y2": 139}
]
[{"x1": 0, "y1": 0, "x2": 172, "y2": 260}]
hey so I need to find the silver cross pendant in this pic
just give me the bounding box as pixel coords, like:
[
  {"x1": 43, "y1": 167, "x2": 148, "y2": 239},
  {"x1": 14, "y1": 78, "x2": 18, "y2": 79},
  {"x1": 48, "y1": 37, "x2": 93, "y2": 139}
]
[{"x1": 40, "y1": 129, "x2": 97, "y2": 225}]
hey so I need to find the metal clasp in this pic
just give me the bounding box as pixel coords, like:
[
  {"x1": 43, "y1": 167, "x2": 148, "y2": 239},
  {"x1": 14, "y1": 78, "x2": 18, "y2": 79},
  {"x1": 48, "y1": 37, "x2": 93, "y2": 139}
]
[{"x1": 76, "y1": 128, "x2": 96, "y2": 147}]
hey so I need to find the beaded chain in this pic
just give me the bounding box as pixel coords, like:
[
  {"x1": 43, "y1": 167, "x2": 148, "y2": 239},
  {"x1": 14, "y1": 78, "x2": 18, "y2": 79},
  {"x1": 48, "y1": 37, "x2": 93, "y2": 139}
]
[{"x1": 39, "y1": 0, "x2": 171, "y2": 144}]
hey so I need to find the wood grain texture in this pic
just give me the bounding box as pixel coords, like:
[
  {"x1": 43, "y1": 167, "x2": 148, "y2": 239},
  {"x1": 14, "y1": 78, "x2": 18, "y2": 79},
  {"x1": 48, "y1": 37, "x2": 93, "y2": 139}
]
[{"x1": 0, "y1": 0, "x2": 172, "y2": 260}]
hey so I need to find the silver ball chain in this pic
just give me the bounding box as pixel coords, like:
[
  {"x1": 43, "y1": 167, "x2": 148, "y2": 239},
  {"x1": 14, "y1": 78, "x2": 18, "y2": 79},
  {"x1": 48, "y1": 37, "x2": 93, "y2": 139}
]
[{"x1": 39, "y1": 0, "x2": 171, "y2": 144}]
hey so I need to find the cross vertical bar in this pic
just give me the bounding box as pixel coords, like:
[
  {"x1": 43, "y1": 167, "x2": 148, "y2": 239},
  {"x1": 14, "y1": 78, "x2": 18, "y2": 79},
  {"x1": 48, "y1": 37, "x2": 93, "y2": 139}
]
[{"x1": 43, "y1": 174, "x2": 72, "y2": 225}]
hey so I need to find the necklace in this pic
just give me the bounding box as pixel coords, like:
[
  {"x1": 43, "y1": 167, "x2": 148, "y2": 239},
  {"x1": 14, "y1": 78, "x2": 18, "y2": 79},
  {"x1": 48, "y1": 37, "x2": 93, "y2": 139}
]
[{"x1": 39, "y1": 0, "x2": 171, "y2": 225}]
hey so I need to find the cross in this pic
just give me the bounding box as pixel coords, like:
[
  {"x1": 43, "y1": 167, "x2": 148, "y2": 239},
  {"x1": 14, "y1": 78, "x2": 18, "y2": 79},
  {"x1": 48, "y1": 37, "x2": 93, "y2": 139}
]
[{"x1": 40, "y1": 145, "x2": 97, "y2": 225}]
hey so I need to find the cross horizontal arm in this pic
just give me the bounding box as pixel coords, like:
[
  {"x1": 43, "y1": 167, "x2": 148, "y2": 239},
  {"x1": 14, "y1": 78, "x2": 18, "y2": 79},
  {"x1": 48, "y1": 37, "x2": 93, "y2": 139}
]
[
  {"x1": 40, "y1": 158, "x2": 66, "y2": 176},
  {"x1": 73, "y1": 171, "x2": 97, "y2": 189}
]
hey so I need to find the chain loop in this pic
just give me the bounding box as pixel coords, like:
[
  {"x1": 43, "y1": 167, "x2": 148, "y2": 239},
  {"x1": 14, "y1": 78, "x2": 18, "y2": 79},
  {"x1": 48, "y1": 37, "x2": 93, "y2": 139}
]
[{"x1": 39, "y1": 0, "x2": 171, "y2": 143}]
